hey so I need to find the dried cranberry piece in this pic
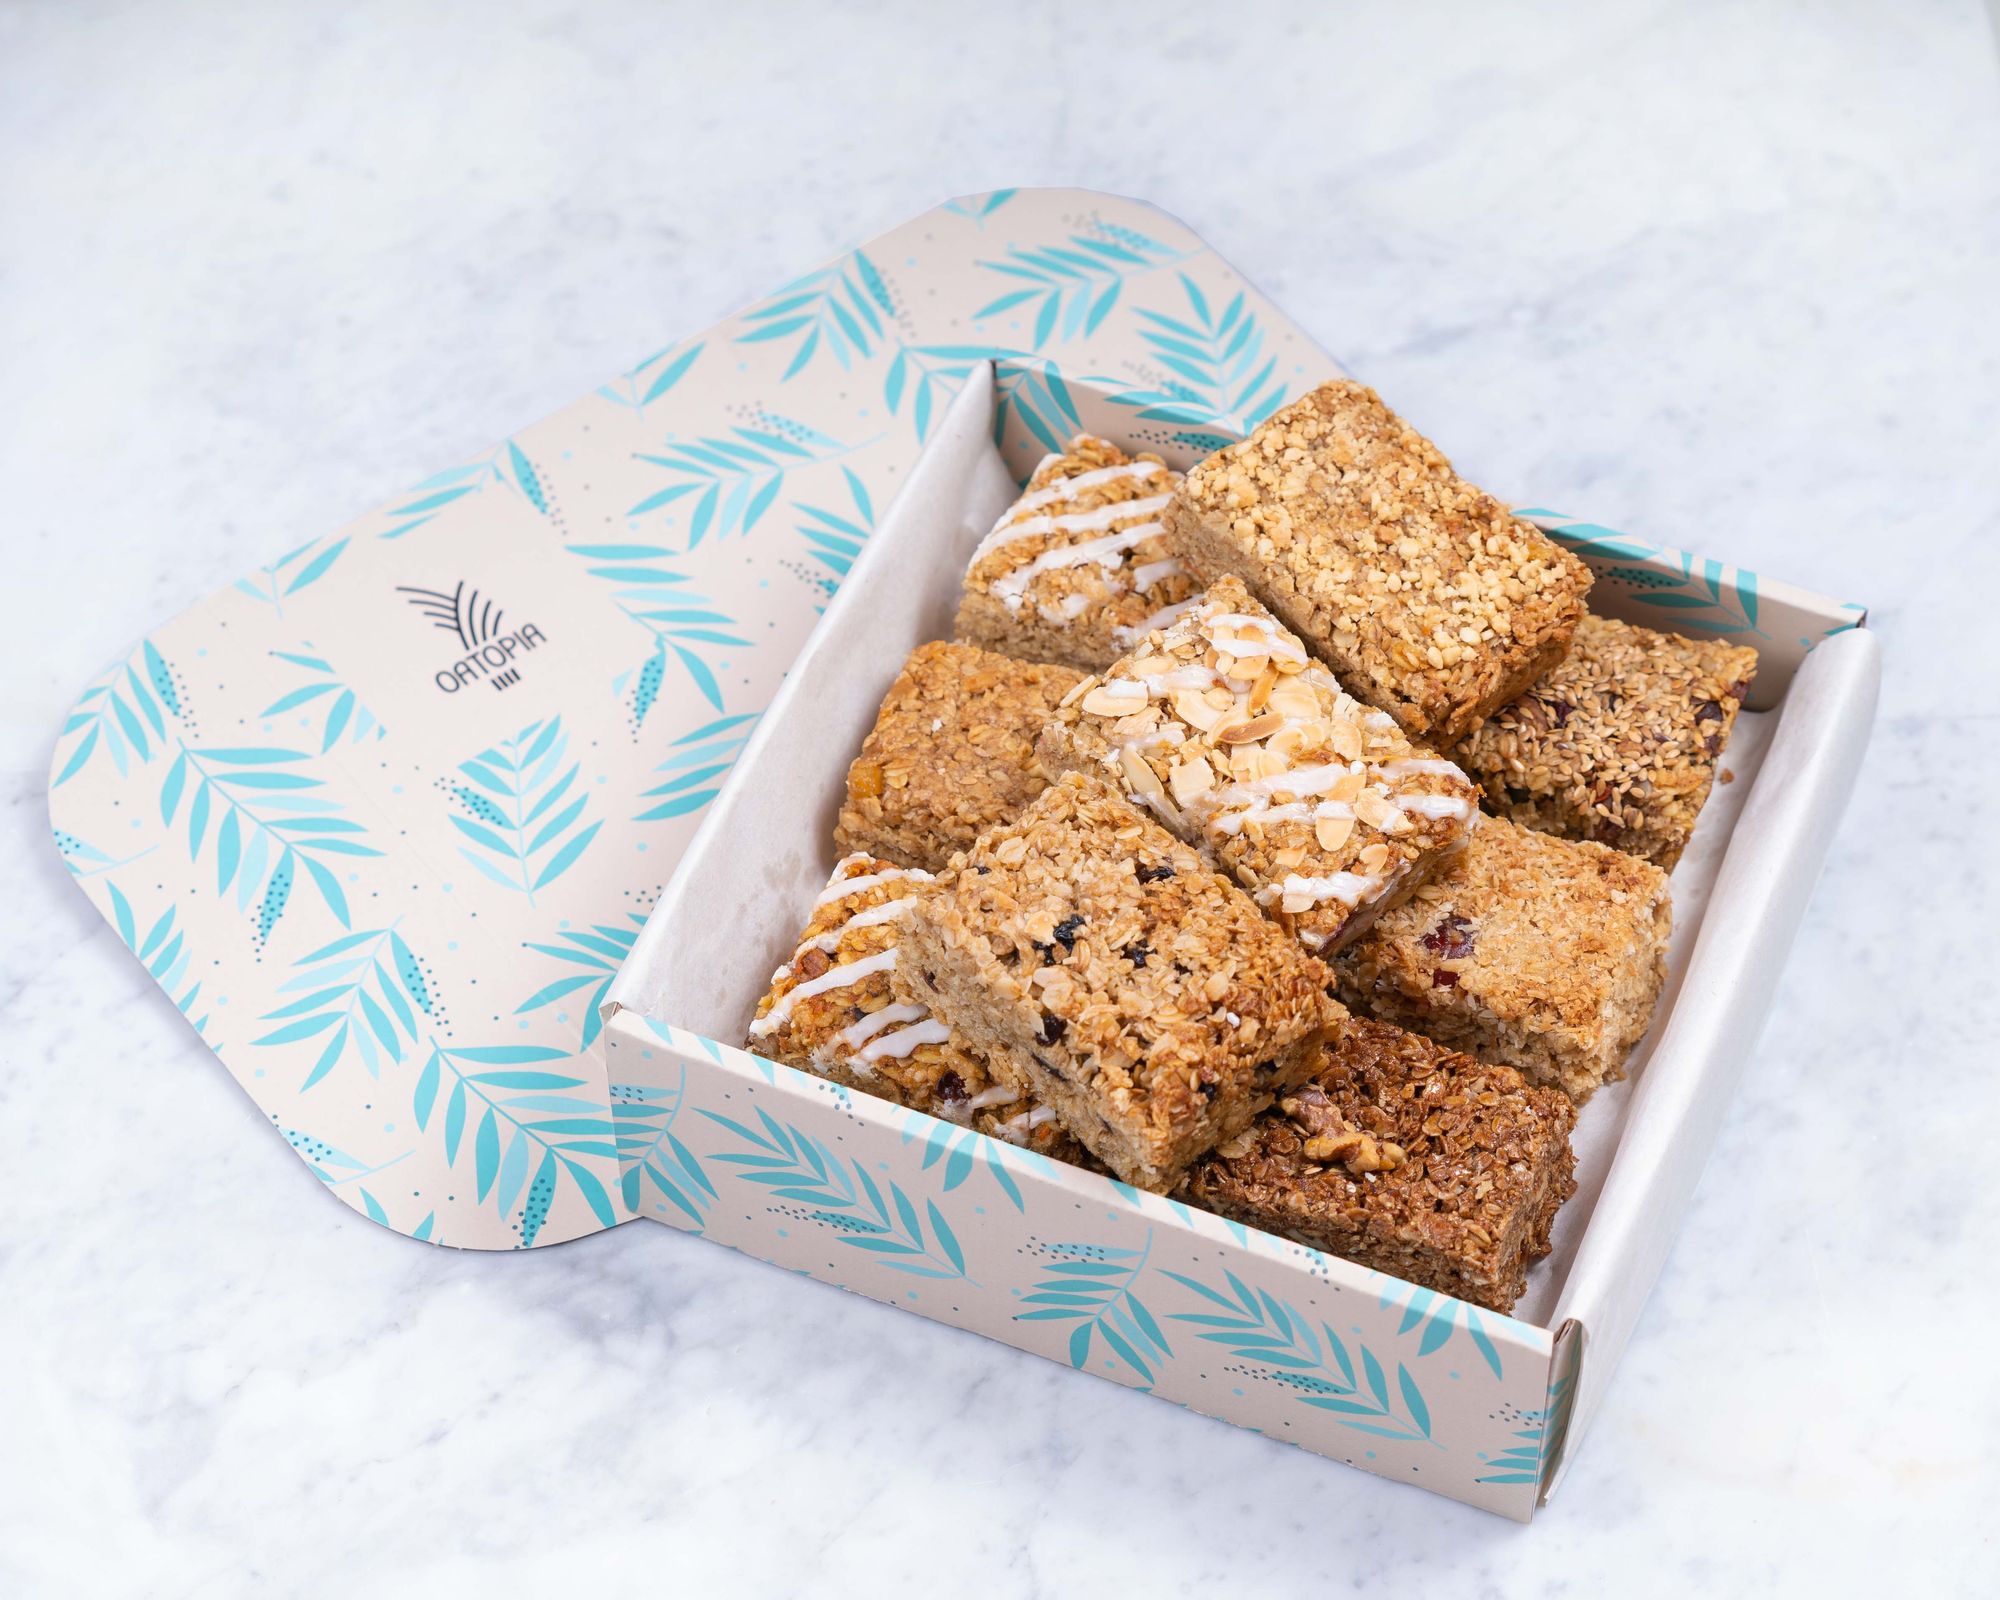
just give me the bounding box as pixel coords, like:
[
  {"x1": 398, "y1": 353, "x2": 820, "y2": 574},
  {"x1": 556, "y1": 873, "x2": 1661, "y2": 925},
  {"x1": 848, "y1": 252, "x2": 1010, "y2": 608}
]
[
  {"x1": 1536, "y1": 695, "x2": 1573, "y2": 728},
  {"x1": 1419, "y1": 914, "x2": 1475, "y2": 961},
  {"x1": 937, "y1": 1070, "x2": 967, "y2": 1103},
  {"x1": 1053, "y1": 914, "x2": 1086, "y2": 949},
  {"x1": 1693, "y1": 698, "x2": 1724, "y2": 724},
  {"x1": 1136, "y1": 863, "x2": 1175, "y2": 882},
  {"x1": 1038, "y1": 1012, "x2": 1068, "y2": 1045},
  {"x1": 1432, "y1": 968, "x2": 1460, "y2": 988}
]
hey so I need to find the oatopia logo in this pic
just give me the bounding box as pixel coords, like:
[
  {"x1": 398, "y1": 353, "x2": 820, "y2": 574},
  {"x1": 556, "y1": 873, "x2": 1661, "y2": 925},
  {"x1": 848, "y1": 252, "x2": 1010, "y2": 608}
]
[{"x1": 397, "y1": 581, "x2": 548, "y2": 693}]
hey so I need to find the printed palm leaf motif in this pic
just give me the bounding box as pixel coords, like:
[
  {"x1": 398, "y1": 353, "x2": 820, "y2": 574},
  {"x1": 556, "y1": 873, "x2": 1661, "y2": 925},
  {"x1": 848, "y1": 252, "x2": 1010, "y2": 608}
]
[
  {"x1": 104, "y1": 882, "x2": 210, "y2": 1035},
  {"x1": 790, "y1": 466, "x2": 876, "y2": 595},
  {"x1": 901, "y1": 1109, "x2": 1034, "y2": 1214},
  {"x1": 628, "y1": 412, "x2": 856, "y2": 546},
  {"x1": 1515, "y1": 512, "x2": 1769, "y2": 637},
  {"x1": 612, "y1": 1060, "x2": 716, "y2": 1227},
  {"x1": 597, "y1": 338, "x2": 706, "y2": 411},
  {"x1": 375, "y1": 436, "x2": 551, "y2": 540},
  {"x1": 1099, "y1": 272, "x2": 1289, "y2": 437},
  {"x1": 939, "y1": 188, "x2": 1016, "y2": 223},
  {"x1": 260, "y1": 649, "x2": 385, "y2": 751},
  {"x1": 634, "y1": 712, "x2": 758, "y2": 822},
  {"x1": 569, "y1": 545, "x2": 750, "y2": 721},
  {"x1": 1478, "y1": 1335, "x2": 1578, "y2": 1485},
  {"x1": 993, "y1": 353, "x2": 1083, "y2": 455},
  {"x1": 53, "y1": 638, "x2": 182, "y2": 787},
  {"x1": 160, "y1": 742, "x2": 382, "y2": 936},
  {"x1": 233, "y1": 535, "x2": 349, "y2": 614},
  {"x1": 973, "y1": 225, "x2": 1186, "y2": 348},
  {"x1": 1163, "y1": 1269, "x2": 1438, "y2": 1444},
  {"x1": 700, "y1": 1105, "x2": 969, "y2": 1278},
  {"x1": 54, "y1": 827, "x2": 152, "y2": 879},
  {"x1": 1014, "y1": 1234, "x2": 1171, "y2": 1386},
  {"x1": 882, "y1": 344, "x2": 983, "y2": 441},
  {"x1": 515, "y1": 912, "x2": 646, "y2": 1049},
  {"x1": 254, "y1": 924, "x2": 436, "y2": 1089},
  {"x1": 446, "y1": 716, "x2": 602, "y2": 907},
  {"x1": 1377, "y1": 1280, "x2": 1505, "y2": 1378},
  {"x1": 735, "y1": 250, "x2": 894, "y2": 378},
  {"x1": 413, "y1": 1041, "x2": 620, "y2": 1246}
]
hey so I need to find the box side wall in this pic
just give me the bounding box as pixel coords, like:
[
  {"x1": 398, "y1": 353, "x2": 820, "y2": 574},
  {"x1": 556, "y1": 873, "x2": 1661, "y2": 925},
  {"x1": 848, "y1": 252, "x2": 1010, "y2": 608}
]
[{"x1": 607, "y1": 1013, "x2": 1552, "y2": 1520}]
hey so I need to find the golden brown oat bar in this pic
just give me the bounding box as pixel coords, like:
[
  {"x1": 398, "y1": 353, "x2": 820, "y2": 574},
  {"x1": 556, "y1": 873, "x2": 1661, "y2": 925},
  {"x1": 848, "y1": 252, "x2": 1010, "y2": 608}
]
[
  {"x1": 833, "y1": 640, "x2": 1085, "y2": 871},
  {"x1": 1166, "y1": 381, "x2": 1592, "y2": 740},
  {"x1": 903, "y1": 774, "x2": 1340, "y2": 1193},
  {"x1": 1450, "y1": 614, "x2": 1759, "y2": 870},
  {"x1": 1037, "y1": 577, "x2": 1480, "y2": 955},
  {"x1": 1331, "y1": 816, "x2": 1670, "y2": 1104},
  {"x1": 954, "y1": 434, "x2": 1201, "y2": 672},
  {"x1": 1182, "y1": 1018, "x2": 1577, "y2": 1313},
  {"x1": 745, "y1": 855, "x2": 1085, "y2": 1161}
]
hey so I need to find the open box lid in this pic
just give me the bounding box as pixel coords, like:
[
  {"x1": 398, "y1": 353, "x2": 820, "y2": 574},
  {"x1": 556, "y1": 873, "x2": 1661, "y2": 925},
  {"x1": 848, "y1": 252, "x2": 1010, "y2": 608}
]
[
  {"x1": 46, "y1": 188, "x2": 1865, "y2": 1253},
  {"x1": 44, "y1": 190, "x2": 1348, "y2": 1249}
]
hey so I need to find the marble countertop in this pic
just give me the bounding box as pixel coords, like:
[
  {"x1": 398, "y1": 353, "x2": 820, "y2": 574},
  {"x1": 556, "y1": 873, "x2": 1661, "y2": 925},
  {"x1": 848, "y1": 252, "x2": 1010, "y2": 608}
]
[{"x1": 5, "y1": 2, "x2": 1997, "y2": 1593}]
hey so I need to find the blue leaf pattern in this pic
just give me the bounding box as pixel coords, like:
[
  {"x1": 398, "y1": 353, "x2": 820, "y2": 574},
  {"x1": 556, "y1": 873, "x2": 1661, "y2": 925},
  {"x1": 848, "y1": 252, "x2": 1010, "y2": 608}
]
[
  {"x1": 1014, "y1": 1233, "x2": 1170, "y2": 1387},
  {"x1": 446, "y1": 717, "x2": 602, "y2": 906}
]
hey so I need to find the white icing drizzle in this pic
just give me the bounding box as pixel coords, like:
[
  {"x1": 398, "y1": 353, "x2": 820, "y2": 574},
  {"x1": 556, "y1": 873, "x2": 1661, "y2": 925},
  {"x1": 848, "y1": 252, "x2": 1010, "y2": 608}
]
[
  {"x1": 748, "y1": 949, "x2": 898, "y2": 1037},
  {"x1": 971, "y1": 492, "x2": 1175, "y2": 566},
  {"x1": 1208, "y1": 799, "x2": 1354, "y2": 837},
  {"x1": 1377, "y1": 758, "x2": 1466, "y2": 779},
  {"x1": 964, "y1": 1084, "x2": 1022, "y2": 1112},
  {"x1": 1261, "y1": 870, "x2": 1385, "y2": 910},
  {"x1": 1393, "y1": 792, "x2": 1476, "y2": 821},
  {"x1": 860, "y1": 1018, "x2": 952, "y2": 1061},
  {"x1": 813, "y1": 863, "x2": 930, "y2": 908},
  {"x1": 1113, "y1": 593, "x2": 1203, "y2": 646},
  {"x1": 990, "y1": 521, "x2": 1169, "y2": 610},
  {"x1": 833, "y1": 1002, "x2": 927, "y2": 1053},
  {"x1": 1006, "y1": 458, "x2": 1164, "y2": 520},
  {"x1": 791, "y1": 895, "x2": 918, "y2": 960},
  {"x1": 1000, "y1": 1105, "x2": 1060, "y2": 1141},
  {"x1": 1199, "y1": 612, "x2": 1308, "y2": 663},
  {"x1": 1213, "y1": 761, "x2": 1365, "y2": 805},
  {"x1": 1041, "y1": 592, "x2": 1095, "y2": 623},
  {"x1": 1130, "y1": 556, "x2": 1184, "y2": 592}
]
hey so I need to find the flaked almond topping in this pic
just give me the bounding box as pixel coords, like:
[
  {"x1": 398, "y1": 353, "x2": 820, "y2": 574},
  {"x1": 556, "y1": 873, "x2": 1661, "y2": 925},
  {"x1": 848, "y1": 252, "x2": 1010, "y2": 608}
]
[
  {"x1": 1329, "y1": 721, "x2": 1364, "y2": 762},
  {"x1": 1331, "y1": 769, "x2": 1366, "y2": 803},
  {"x1": 1058, "y1": 675, "x2": 1094, "y2": 709},
  {"x1": 1273, "y1": 844, "x2": 1307, "y2": 869},
  {"x1": 1119, "y1": 746, "x2": 1168, "y2": 804},
  {"x1": 1218, "y1": 710, "x2": 1285, "y2": 745},
  {"x1": 1203, "y1": 684, "x2": 1235, "y2": 711},
  {"x1": 1174, "y1": 688, "x2": 1226, "y2": 733},
  {"x1": 1353, "y1": 789, "x2": 1397, "y2": 830},
  {"x1": 1082, "y1": 684, "x2": 1146, "y2": 718},
  {"x1": 1315, "y1": 814, "x2": 1354, "y2": 852},
  {"x1": 1248, "y1": 663, "x2": 1278, "y2": 713},
  {"x1": 1169, "y1": 753, "x2": 1216, "y2": 804},
  {"x1": 1357, "y1": 840, "x2": 1391, "y2": 874}
]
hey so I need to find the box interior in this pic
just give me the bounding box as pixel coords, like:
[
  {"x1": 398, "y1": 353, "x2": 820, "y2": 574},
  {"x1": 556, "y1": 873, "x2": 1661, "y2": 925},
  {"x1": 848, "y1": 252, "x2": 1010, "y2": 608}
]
[{"x1": 613, "y1": 359, "x2": 1834, "y2": 1334}]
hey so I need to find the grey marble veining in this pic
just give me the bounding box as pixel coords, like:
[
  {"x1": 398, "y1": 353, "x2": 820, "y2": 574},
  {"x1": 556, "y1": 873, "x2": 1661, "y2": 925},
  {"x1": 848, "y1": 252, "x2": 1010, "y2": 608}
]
[{"x1": 4, "y1": 1, "x2": 1997, "y2": 1593}]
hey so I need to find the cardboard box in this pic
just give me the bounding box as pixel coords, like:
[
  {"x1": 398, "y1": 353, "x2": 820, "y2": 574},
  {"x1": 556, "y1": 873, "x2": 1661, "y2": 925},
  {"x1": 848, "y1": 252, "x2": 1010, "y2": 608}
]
[
  {"x1": 598, "y1": 360, "x2": 1876, "y2": 1516},
  {"x1": 50, "y1": 191, "x2": 1878, "y2": 1516}
]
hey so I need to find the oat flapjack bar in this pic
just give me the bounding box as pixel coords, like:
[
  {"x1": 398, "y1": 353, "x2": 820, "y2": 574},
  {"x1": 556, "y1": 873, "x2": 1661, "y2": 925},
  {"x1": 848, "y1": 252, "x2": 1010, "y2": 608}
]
[
  {"x1": 1037, "y1": 577, "x2": 1480, "y2": 954},
  {"x1": 1166, "y1": 381, "x2": 1592, "y2": 740},
  {"x1": 746, "y1": 854, "x2": 1084, "y2": 1159},
  {"x1": 1182, "y1": 1018, "x2": 1577, "y2": 1312},
  {"x1": 834, "y1": 640, "x2": 1085, "y2": 871},
  {"x1": 954, "y1": 434, "x2": 1202, "y2": 672},
  {"x1": 1451, "y1": 613, "x2": 1758, "y2": 870},
  {"x1": 902, "y1": 773, "x2": 1341, "y2": 1192},
  {"x1": 1331, "y1": 816, "x2": 1670, "y2": 1104}
]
